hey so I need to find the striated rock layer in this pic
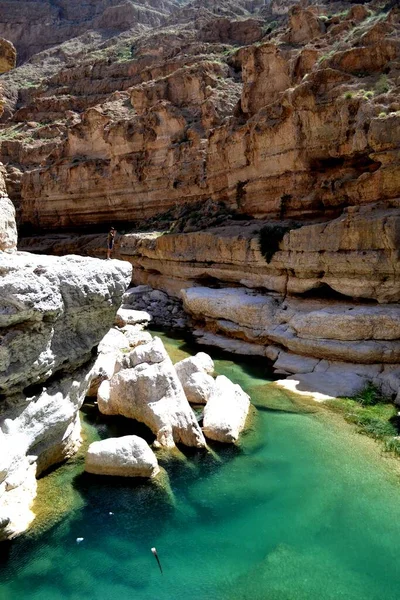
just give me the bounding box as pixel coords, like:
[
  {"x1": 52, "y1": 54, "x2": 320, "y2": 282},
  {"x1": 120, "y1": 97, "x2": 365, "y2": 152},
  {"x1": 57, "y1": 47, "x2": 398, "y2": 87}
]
[
  {"x1": 1, "y1": 2, "x2": 399, "y2": 232},
  {"x1": 2, "y1": 0, "x2": 400, "y2": 402}
]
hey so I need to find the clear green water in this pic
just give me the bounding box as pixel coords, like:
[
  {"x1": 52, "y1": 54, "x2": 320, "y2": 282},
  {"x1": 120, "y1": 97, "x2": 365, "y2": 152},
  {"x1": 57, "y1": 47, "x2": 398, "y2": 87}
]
[{"x1": 1, "y1": 330, "x2": 400, "y2": 600}]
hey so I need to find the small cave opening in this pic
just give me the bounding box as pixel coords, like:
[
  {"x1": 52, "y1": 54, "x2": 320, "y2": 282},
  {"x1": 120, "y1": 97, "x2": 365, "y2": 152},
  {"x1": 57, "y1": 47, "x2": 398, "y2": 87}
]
[
  {"x1": 299, "y1": 283, "x2": 379, "y2": 304},
  {"x1": 193, "y1": 275, "x2": 223, "y2": 288},
  {"x1": 300, "y1": 283, "x2": 356, "y2": 302},
  {"x1": 309, "y1": 154, "x2": 381, "y2": 174}
]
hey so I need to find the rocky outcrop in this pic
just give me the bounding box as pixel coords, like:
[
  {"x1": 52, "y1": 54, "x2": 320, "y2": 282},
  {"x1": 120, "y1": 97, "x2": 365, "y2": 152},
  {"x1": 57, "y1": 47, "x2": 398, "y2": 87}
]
[
  {"x1": 98, "y1": 337, "x2": 206, "y2": 448},
  {"x1": 122, "y1": 285, "x2": 189, "y2": 329},
  {"x1": 85, "y1": 435, "x2": 159, "y2": 478},
  {"x1": 0, "y1": 253, "x2": 132, "y2": 393},
  {"x1": 87, "y1": 325, "x2": 152, "y2": 397},
  {"x1": 0, "y1": 250, "x2": 132, "y2": 540},
  {"x1": 4, "y1": 5, "x2": 399, "y2": 231},
  {"x1": 0, "y1": 38, "x2": 15, "y2": 74},
  {"x1": 0, "y1": 0, "x2": 176, "y2": 64},
  {"x1": 0, "y1": 163, "x2": 17, "y2": 251},
  {"x1": 203, "y1": 375, "x2": 251, "y2": 443}
]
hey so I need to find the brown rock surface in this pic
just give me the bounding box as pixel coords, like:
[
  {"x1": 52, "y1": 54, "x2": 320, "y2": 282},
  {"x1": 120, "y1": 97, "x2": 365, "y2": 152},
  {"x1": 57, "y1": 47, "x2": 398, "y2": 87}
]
[
  {"x1": 1, "y1": 0, "x2": 400, "y2": 402},
  {"x1": 0, "y1": 38, "x2": 15, "y2": 74}
]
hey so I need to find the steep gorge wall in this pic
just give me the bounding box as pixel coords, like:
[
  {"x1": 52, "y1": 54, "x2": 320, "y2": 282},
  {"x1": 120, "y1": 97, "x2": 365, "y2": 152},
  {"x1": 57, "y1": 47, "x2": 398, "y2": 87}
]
[
  {"x1": 0, "y1": 0, "x2": 178, "y2": 64},
  {"x1": 2, "y1": 0, "x2": 400, "y2": 403},
  {"x1": 1, "y1": 3, "x2": 399, "y2": 231}
]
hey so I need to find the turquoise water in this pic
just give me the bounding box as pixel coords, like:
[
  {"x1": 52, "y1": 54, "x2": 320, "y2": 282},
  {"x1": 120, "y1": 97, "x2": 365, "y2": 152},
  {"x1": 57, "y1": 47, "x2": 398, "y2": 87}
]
[{"x1": 1, "y1": 330, "x2": 400, "y2": 600}]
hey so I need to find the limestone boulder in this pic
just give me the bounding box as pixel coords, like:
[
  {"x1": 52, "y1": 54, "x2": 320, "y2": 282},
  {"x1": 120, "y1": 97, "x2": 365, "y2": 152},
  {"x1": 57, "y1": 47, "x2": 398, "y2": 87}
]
[
  {"x1": 0, "y1": 367, "x2": 92, "y2": 541},
  {"x1": 115, "y1": 306, "x2": 152, "y2": 327},
  {"x1": 175, "y1": 352, "x2": 215, "y2": 404},
  {"x1": 183, "y1": 372, "x2": 215, "y2": 405},
  {"x1": 203, "y1": 375, "x2": 251, "y2": 443},
  {"x1": 175, "y1": 352, "x2": 214, "y2": 380},
  {"x1": 0, "y1": 253, "x2": 132, "y2": 394},
  {"x1": 88, "y1": 326, "x2": 152, "y2": 397},
  {"x1": 85, "y1": 435, "x2": 159, "y2": 478},
  {"x1": 98, "y1": 337, "x2": 206, "y2": 449}
]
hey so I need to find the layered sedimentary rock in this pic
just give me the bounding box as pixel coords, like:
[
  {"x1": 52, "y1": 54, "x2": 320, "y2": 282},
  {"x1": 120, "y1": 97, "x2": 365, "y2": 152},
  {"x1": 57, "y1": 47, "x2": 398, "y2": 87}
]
[
  {"x1": 2, "y1": 2, "x2": 399, "y2": 231},
  {"x1": 2, "y1": 1, "x2": 400, "y2": 403},
  {"x1": 0, "y1": 246, "x2": 132, "y2": 540},
  {"x1": 0, "y1": 0, "x2": 177, "y2": 64}
]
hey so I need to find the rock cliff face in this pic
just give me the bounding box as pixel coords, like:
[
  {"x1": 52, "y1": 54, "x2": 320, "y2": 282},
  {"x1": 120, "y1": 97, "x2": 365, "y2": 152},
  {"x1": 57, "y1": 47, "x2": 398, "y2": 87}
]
[
  {"x1": 2, "y1": 0, "x2": 400, "y2": 403},
  {"x1": 1, "y1": 1, "x2": 399, "y2": 231},
  {"x1": 0, "y1": 0, "x2": 178, "y2": 64},
  {"x1": 0, "y1": 166, "x2": 132, "y2": 540}
]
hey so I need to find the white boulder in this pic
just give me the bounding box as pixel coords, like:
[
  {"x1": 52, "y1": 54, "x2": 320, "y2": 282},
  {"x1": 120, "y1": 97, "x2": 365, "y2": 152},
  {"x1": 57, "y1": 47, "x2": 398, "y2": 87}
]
[
  {"x1": 88, "y1": 326, "x2": 152, "y2": 396},
  {"x1": 115, "y1": 307, "x2": 152, "y2": 327},
  {"x1": 183, "y1": 372, "x2": 215, "y2": 405},
  {"x1": 98, "y1": 337, "x2": 206, "y2": 449},
  {"x1": 203, "y1": 375, "x2": 251, "y2": 443},
  {"x1": 175, "y1": 352, "x2": 215, "y2": 404},
  {"x1": 85, "y1": 435, "x2": 159, "y2": 478},
  {"x1": 175, "y1": 352, "x2": 214, "y2": 381}
]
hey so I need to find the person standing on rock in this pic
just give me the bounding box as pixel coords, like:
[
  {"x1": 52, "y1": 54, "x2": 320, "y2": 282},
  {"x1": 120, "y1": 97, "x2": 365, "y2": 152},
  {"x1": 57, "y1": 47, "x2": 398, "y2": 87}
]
[{"x1": 107, "y1": 227, "x2": 116, "y2": 260}]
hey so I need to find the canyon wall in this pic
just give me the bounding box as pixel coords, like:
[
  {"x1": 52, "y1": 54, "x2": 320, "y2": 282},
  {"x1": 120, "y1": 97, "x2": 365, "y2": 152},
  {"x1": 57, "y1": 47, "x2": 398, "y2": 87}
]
[
  {"x1": 1, "y1": 2, "x2": 399, "y2": 231},
  {"x1": 2, "y1": 0, "x2": 400, "y2": 404},
  {"x1": 0, "y1": 169, "x2": 132, "y2": 541}
]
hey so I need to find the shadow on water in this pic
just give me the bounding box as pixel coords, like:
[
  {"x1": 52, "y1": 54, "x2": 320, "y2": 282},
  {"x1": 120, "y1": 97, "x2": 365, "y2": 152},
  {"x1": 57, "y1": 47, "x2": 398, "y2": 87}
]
[{"x1": 81, "y1": 400, "x2": 156, "y2": 444}]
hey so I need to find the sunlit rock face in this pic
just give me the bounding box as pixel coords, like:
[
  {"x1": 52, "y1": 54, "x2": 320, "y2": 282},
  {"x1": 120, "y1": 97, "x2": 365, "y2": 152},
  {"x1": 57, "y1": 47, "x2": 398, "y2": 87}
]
[
  {"x1": 2, "y1": 0, "x2": 400, "y2": 403},
  {"x1": 0, "y1": 247, "x2": 132, "y2": 541},
  {"x1": 2, "y1": 1, "x2": 399, "y2": 231},
  {"x1": 0, "y1": 163, "x2": 17, "y2": 251}
]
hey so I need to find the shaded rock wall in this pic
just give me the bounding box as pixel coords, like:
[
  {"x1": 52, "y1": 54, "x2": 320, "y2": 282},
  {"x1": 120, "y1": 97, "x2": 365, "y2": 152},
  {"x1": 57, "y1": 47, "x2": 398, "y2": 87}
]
[{"x1": 0, "y1": 0, "x2": 177, "y2": 64}]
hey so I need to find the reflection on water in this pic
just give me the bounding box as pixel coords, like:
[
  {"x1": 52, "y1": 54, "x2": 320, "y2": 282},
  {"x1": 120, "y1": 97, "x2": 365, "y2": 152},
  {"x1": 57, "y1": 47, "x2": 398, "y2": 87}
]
[{"x1": 1, "y1": 329, "x2": 400, "y2": 600}]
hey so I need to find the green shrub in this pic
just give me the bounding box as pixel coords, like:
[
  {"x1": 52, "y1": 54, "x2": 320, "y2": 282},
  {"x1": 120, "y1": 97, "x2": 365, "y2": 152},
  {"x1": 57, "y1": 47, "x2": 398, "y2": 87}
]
[
  {"x1": 384, "y1": 437, "x2": 400, "y2": 456},
  {"x1": 378, "y1": 111, "x2": 387, "y2": 118},
  {"x1": 375, "y1": 74, "x2": 390, "y2": 95},
  {"x1": 346, "y1": 412, "x2": 396, "y2": 439},
  {"x1": 363, "y1": 90, "x2": 374, "y2": 100},
  {"x1": 353, "y1": 383, "x2": 385, "y2": 406},
  {"x1": 258, "y1": 221, "x2": 301, "y2": 264},
  {"x1": 344, "y1": 91, "x2": 353, "y2": 100}
]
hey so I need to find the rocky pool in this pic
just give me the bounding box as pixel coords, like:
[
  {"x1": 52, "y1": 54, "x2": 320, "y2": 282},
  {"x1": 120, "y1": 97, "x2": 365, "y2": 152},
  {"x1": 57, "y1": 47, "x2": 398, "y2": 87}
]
[{"x1": 1, "y1": 330, "x2": 400, "y2": 600}]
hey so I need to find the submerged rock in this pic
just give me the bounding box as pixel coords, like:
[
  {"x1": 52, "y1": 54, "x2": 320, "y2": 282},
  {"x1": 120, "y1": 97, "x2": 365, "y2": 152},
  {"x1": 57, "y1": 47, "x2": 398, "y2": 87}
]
[
  {"x1": 85, "y1": 435, "x2": 159, "y2": 478},
  {"x1": 203, "y1": 375, "x2": 251, "y2": 443}
]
